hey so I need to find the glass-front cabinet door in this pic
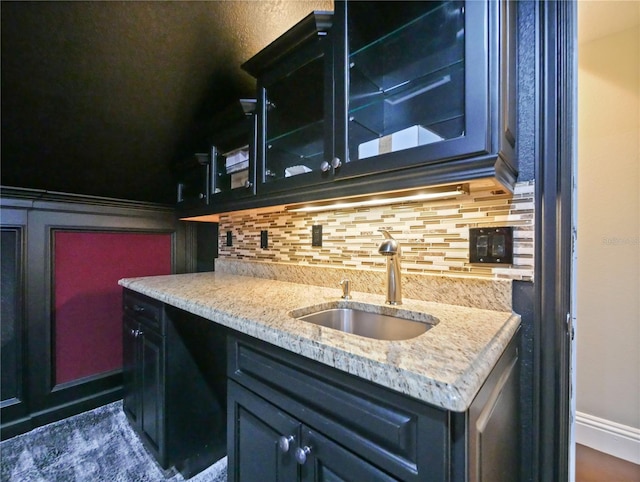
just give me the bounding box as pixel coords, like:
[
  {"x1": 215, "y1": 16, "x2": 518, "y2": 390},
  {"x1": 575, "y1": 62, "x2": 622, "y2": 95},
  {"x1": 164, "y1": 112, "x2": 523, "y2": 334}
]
[
  {"x1": 209, "y1": 112, "x2": 257, "y2": 203},
  {"x1": 262, "y1": 51, "x2": 326, "y2": 188},
  {"x1": 243, "y1": 12, "x2": 334, "y2": 196},
  {"x1": 332, "y1": 0, "x2": 495, "y2": 181},
  {"x1": 235, "y1": 2, "x2": 514, "y2": 208}
]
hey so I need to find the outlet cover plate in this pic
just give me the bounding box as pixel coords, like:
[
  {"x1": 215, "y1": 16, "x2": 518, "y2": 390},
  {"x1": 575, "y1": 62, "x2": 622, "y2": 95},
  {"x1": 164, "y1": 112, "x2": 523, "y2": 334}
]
[
  {"x1": 469, "y1": 227, "x2": 513, "y2": 264},
  {"x1": 312, "y1": 225, "x2": 323, "y2": 247}
]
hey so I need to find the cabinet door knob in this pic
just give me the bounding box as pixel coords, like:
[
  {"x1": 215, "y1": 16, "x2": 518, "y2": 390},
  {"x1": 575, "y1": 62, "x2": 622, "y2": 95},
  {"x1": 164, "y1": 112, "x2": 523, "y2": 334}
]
[
  {"x1": 133, "y1": 305, "x2": 145, "y2": 313},
  {"x1": 295, "y1": 445, "x2": 312, "y2": 465},
  {"x1": 130, "y1": 329, "x2": 143, "y2": 338},
  {"x1": 320, "y1": 161, "x2": 331, "y2": 172},
  {"x1": 244, "y1": 180, "x2": 253, "y2": 189},
  {"x1": 331, "y1": 157, "x2": 342, "y2": 169},
  {"x1": 278, "y1": 435, "x2": 295, "y2": 453}
]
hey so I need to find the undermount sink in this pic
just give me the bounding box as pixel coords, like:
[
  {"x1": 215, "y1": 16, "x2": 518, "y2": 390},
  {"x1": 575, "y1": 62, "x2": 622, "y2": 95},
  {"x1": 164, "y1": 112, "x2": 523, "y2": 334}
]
[{"x1": 297, "y1": 307, "x2": 432, "y2": 341}]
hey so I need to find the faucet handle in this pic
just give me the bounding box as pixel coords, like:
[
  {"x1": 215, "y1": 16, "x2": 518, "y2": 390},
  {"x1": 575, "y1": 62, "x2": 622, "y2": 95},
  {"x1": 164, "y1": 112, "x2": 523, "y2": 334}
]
[{"x1": 339, "y1": 279, "x2": 351, "y2": 300}]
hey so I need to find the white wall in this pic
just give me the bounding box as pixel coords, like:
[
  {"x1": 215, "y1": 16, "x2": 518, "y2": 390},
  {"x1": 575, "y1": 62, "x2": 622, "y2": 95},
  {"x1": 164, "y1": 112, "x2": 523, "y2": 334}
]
[{"x1": 576, "y1": 14, "x2": 640, "y2": 463}]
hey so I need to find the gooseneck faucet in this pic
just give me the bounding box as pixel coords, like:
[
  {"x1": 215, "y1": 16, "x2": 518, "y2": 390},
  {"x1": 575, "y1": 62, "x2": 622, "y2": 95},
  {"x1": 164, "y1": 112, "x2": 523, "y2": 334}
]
[{"x1": 378, "y1": 229, "x2": 402, "y2": 305}]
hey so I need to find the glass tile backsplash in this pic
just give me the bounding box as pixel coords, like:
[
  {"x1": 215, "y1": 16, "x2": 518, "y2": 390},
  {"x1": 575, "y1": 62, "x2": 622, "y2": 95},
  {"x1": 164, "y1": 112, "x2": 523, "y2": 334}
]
[{"x1": 218, "y1": 182, "x2": 534, "y2": 281}]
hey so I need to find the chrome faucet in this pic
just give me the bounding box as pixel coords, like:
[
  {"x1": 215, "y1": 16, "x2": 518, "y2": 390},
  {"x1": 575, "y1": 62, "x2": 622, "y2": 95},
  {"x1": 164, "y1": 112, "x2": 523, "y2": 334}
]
[{"x1": 378, "y1": 229, "x2": 402, "y2": 305}]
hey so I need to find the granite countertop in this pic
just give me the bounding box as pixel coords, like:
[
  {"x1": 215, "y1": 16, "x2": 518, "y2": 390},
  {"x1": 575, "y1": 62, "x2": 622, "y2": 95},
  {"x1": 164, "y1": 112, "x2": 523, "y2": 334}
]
[{"x1": 119, "y1": 271, "x2": 520, "y2": 412}]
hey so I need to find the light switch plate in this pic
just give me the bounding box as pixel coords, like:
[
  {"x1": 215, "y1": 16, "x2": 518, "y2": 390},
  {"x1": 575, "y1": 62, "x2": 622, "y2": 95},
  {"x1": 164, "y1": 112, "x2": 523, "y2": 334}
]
[{"x1": 469, "y1": 227, "x2": 513, "y2": 264}]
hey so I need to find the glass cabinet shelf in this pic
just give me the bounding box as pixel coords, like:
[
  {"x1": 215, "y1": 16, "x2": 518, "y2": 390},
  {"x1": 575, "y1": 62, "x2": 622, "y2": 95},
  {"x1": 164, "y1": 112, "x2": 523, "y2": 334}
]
[
  {"x1": 348, "y1": 60, "x2": 464, "y2": 116},
  {"x1": 349, "y1": 2, "x2": 462, "y2": 62},
  {"x1": 265, "y1": 119, "x2": 324, "y2": 181}
]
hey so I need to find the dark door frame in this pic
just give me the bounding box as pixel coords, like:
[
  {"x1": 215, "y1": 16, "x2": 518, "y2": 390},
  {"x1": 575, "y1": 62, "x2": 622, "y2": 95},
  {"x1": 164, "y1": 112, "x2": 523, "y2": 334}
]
[{"x1": 534, "y1": 1, "x2": 575, "y2": 480}]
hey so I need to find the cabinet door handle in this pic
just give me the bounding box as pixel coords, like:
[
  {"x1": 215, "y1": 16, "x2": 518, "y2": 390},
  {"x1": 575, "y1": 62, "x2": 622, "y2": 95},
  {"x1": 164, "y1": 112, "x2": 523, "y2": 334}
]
[
  {"x1": 244, "y1": 180, "x2": 253, "y2": 189},
  {"x1": 278, "y1": 435, "x2": 295, "y2": 453},
  {"x1": 295, "y1": 445, "x2": 312, "y2": 465},
  {"x1": 331, "y1": 157, "x2": 342, "y2": 169},
  {"x1": 320, "y1": 161, "x2": 331, "y2": 172},
  {"x1": 130, "y1": 329, "x2": 143, "y2": 338},
  {"x1": 132, "y1": 305, "x2": 145, "y2": 313}
]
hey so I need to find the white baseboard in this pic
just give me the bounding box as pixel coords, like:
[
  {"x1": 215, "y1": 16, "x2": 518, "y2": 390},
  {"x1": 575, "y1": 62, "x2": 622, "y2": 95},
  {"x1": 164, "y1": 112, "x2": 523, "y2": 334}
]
[{"x1": 575, "y1": 411, "x2": 640, "y2": 465}]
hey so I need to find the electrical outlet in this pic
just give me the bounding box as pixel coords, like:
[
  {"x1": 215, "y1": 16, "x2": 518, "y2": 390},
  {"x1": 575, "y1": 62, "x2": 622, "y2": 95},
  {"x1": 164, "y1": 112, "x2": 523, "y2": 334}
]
[
  {"x1": 260, "y1": 230, "x2": 268, "y2": 249},
  {"x1": 469, "y1": 227, "x2": 513, "y2": 264},
  {"x1": 226, "y1": 231, "x2": 233, "y2": 247},
  {"x1": 312, "y1": 224, "x2": 323, "y2": 247}
]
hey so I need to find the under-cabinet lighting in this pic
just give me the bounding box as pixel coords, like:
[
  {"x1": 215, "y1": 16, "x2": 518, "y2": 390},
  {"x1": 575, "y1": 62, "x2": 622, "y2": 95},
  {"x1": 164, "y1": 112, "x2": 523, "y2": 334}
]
[
  {"x1": 179, "y1": 214, "x2": 220, "y2": 222},
  {"x1": 286, "y1": 185, "x2": 467, "y2": 213}
]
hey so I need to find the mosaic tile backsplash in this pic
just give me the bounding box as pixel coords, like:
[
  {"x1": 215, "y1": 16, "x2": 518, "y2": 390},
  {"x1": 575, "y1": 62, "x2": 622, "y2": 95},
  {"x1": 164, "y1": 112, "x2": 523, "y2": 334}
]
[{"x1": 218, "y1": 181, "x2": 534, "y2": 282}]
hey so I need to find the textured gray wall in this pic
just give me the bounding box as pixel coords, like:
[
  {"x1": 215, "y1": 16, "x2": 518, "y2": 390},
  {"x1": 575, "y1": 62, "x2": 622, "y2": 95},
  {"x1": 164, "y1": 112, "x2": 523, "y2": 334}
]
[{"x1": 517, "y1": 1, "x2": 536, "y2": 182}]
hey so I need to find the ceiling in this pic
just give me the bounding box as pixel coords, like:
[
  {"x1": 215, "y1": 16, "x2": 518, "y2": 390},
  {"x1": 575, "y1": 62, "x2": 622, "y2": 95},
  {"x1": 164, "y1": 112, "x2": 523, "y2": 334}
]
[{"x1": 1, "y1": 0, "x2": 332, "y2": 204}]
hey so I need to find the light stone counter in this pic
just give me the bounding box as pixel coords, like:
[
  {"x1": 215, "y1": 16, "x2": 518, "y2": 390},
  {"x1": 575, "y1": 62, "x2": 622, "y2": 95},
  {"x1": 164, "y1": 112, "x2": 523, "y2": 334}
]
[{"x1": 119, "y1": 272, "x2": 520, "y2": 412}]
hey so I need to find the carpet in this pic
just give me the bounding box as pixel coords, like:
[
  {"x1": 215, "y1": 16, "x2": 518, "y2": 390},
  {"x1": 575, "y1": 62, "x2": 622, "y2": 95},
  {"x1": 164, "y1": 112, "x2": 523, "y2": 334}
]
[{"x1": 0, "y1": 401, "x2": 227, "y2": 482}]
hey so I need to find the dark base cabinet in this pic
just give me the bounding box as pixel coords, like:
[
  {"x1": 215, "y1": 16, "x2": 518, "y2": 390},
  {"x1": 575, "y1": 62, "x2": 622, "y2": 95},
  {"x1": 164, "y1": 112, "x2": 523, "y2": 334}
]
[
  {"x1": 230, "y1": 382, "x2": 400, "y2": 482},
  {"x1": 228, "y1": 329, "x2": 521, "y2": 482},
  {"x1": 122, "y1": 289, "x2": 227, "y2": 478}
]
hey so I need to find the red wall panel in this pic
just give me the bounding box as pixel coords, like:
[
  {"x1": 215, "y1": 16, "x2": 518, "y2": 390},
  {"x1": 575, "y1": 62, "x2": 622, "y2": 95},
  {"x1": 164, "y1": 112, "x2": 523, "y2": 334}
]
[{"x1": 54, "y1": 231, "x2": 171, "y2": 385}]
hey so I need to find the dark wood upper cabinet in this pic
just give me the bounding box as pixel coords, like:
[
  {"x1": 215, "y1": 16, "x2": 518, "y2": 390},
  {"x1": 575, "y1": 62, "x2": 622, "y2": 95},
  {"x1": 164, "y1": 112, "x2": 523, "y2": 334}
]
[
  {"x1": 180, "y1": 0, "x2": 517, "y2": 216},
  {"x1": 332, "y1": 1, "x2": 517, "y2": 183},
  {"x1": 176, "y1": 113, "x2": 258, "y2": 210},
  {"x1": 242, "y1": 11, "x2": 334, "y2": 198},
  {"x1": 208, "y1": 112, "x2": 258, "y2": 205}
]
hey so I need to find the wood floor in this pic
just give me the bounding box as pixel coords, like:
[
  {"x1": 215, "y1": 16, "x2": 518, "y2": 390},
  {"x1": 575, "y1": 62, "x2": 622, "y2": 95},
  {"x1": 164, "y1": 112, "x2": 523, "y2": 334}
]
[{"x1": 576, "y1": 444, "x2": 640, "y2": 482}]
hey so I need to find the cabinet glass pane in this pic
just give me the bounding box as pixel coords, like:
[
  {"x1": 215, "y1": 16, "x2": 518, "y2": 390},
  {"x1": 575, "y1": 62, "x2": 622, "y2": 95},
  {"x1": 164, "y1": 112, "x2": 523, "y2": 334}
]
[
  {"x1": 264, "y1": 56, "x2": 324, "y2": 183},
  {"x1": 347, "y1": 1, "x2": 465, "y2": 162}
]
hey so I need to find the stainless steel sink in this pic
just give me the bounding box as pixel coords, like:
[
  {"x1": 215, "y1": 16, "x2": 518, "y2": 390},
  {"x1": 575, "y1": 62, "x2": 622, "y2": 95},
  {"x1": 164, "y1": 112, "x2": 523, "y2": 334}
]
[{"x1": 297, "y1": 308, "x2": 431, "y2": 340}]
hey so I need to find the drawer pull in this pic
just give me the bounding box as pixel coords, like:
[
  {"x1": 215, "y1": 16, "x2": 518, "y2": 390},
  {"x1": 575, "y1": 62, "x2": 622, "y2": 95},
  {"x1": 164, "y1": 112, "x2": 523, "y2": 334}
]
[
  {"x1": 133, "y1": 305, "x2": 145, "y2": 313},
  {"x1": 295, "y1": 446, "x2": 312, "y2": 465},
  {"x1": 278, "y1": 435, "x2": 295, "y2": 454}
]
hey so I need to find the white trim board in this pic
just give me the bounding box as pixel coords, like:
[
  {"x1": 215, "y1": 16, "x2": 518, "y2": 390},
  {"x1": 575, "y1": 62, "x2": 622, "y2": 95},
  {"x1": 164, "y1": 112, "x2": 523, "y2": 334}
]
[{"x1": 575, "y1": 411, "x2": 640, "y2": 465}]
